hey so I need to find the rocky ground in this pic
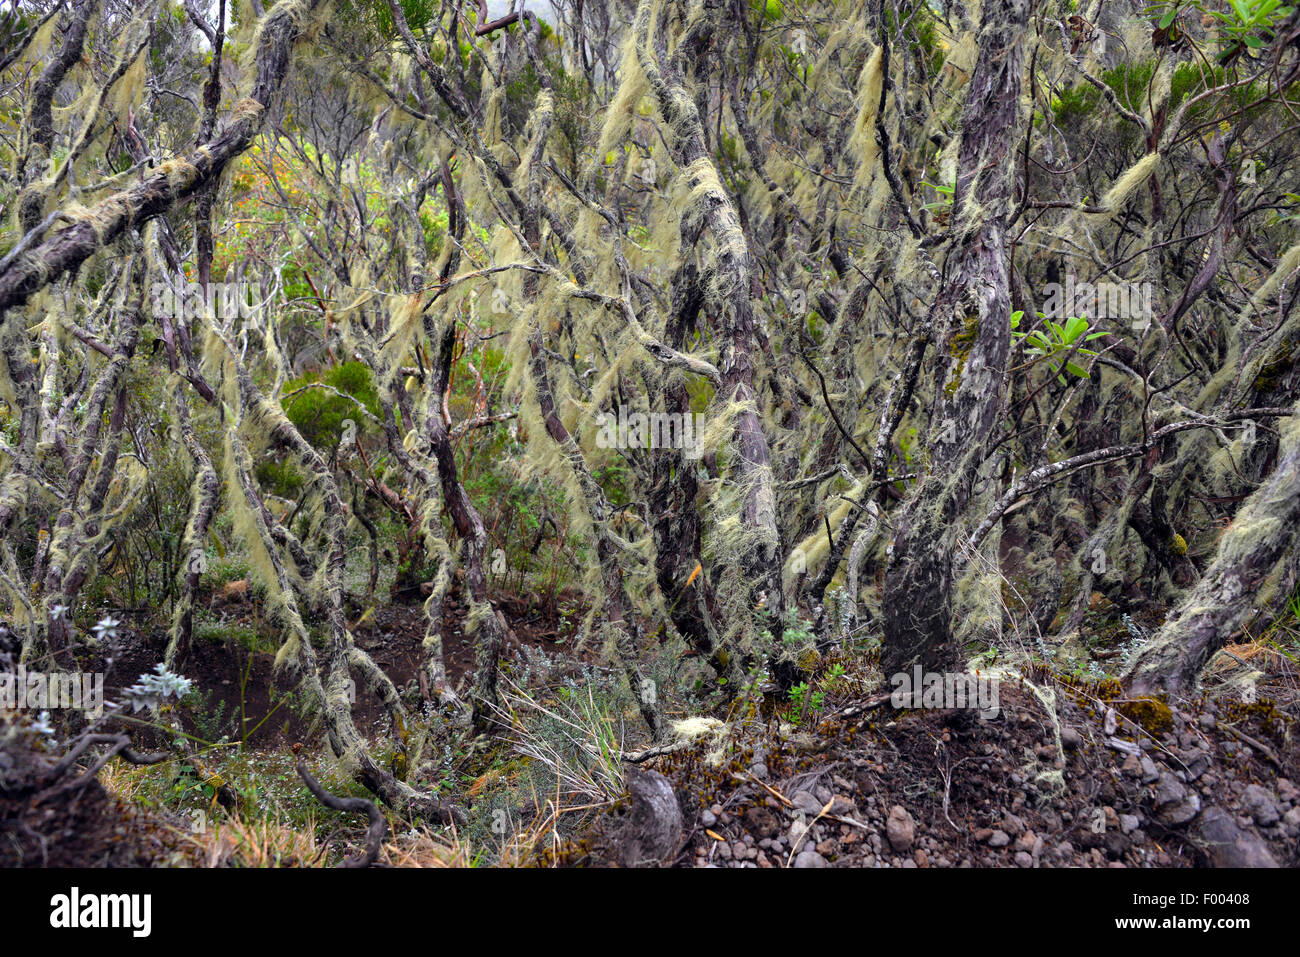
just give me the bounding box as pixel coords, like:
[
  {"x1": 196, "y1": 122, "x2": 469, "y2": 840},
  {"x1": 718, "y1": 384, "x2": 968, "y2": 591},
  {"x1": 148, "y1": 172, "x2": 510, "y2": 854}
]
[
  {"x1": 4, "y1": 582, "x2": 1296, "y2": 868},
  {"x1": 628, "y1": 678, "x2": 1298, "y2": 868}
]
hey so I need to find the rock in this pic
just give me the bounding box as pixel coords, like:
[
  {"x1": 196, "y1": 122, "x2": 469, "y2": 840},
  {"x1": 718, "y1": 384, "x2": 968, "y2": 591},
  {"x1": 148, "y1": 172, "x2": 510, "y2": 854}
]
[
  {"x1": 1119, "y1": 814, "x2": 1140, "y2": 835},
  {"x1": 1140, "y1": 755, "x2": 1160, "y2": 784},
  {"x1": 1182, "y1": 752, "x2": 1210, "y2": 782},
  {"x1": 886, "y1": 805, "x2": 915, "y2": 852},
  {"x1": 793, "y1": 849, "x2": 828, "y2": 868},
  {"x1": 1277, "y1": 778, "x2": 1297, "y2": 803},
  {"x1": 700, "y1": 810, "x2": 716, "y2": 827},
  {"x1": 1061, "y1": 727, "x2": 1082, "y2": 750},
  {"x1": 792, "y1": 790, "x2": 823, "y2": 816},
  {"x1": 1197, "y1": 807, "x2": 1278, "y2": 868},
  {"x1": 1240, "y1": 785, "x2": 1280, "y2": 827},
  {"x1": 1122, "y1": 754, "x2": 1142, "y2": 777},
  {"x1": 988, "y1": 829, "x2": 1011, "y2": 848},
  {"x1": 1282, "y1": 807, "x2": 1300, "y2": 835},
  {"x1": 749, "y1": 763, "x2": 769, "y2": 780},
  {"x1": 914, "y1": 849, "x2": 928, "y2": 867},
  {"x1": 1014, "y1": 851, "x2": 1034, "y2": 868},
  {"x1": 1104, "y1": 832, "x2": 1130, "y2": 857},
  {"x1": 717, "y1": 841, "x2": 732, "y2": 860},
  {"x1": 1199, "y1": 713, "x2": 1217, "y2": 730},
  {"x1": 1153, "y1": 771, "x2": 1201, "y2": 826},
  {"x1": 1014, "y1": 830, "x2": 1036, "y2": 853},
  {"x1": 732, "y1": 841, "x2": 747, "y2": 860},
  {"x1": 1154, "y1": 771, "x2": 1186, "y2": 807},
  {"x1": 744, "y1": 805, "x2": 779, "y2": 837},
  {"x1": 1001, "y1": 812, "x2": 1026, "y2": 837},
  {"x1": 827, "y1": 795, "x2": 857, "y2": 816}
]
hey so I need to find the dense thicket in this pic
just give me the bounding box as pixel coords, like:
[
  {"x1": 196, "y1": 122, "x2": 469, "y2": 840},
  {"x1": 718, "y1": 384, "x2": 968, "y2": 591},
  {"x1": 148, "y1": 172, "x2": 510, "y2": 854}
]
[{"x1": 3, "y1": 0, "x2": 1299, "y2": 815}]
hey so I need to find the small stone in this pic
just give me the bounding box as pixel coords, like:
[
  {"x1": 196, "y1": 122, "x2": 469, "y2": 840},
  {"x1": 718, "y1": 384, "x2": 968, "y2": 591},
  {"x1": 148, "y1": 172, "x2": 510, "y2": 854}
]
[
  {"x1": 886, "y1": 805, "x2": 916, "y2": 852},
  {"x1": 988, "y1": 830, "x2": 1011, "y2": 848},
  {"x1": 1154, "y1": 771, "x2": 1201, "y2": 826},
  {"x1": 717, "y1": 841, "x2": 732, "y2": 860},
  {"x1": 1061, "y1": 727, "x2": 1082, "y2": 750},
  {"x1": 1001, "y1": 812, "x2": 1025, "y2": 837},
  {"x1": 792, "y1": 790, "x2": 823, "y2": 816},
  {"x1": 700, "y1": 810, "x2": 717, "y2": 827},
  {"x1": 1014, "y1": 851, "x2": 1034, "y2": 868},
  {"x1": 1282, "y1": 807, "x2": 1300, "y2": 835},
  {"x1": 827, "y1": 795, "x2": 857, "y2": 815},
  {"x1": 1241, "y1": 784, "x2": 1280, "y2": 827},
  {"x1": 1119, "y1": 814, "x2": 1140, "y2": 835},
  {"x1": 793, "y1": 849, "x2": 828, "y2": 868}
]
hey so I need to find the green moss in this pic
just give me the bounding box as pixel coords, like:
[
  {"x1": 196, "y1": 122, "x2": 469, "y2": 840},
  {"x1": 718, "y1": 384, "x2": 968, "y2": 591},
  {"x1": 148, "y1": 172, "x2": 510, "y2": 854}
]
[
  {"x1": 944, "y1": 314, "x2": 979, "y2": 397},
  {"x1": 1117, "y1": 695, "x2": 1173, "y2": 735},
  {"x1": 1252, "y1": 342, "x2": 1294, "y2": 393}
]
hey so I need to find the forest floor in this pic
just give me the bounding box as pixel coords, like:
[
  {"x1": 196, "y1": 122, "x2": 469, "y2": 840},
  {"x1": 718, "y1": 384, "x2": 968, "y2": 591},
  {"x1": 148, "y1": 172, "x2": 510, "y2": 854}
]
[{"x1": 3, "y1": 582, "x2": 1298, "y2": 868}]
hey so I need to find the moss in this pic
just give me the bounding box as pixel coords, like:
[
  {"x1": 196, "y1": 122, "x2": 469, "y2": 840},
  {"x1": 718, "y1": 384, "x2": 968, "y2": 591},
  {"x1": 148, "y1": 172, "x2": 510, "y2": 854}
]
[
  {"x1": 1169, "y1": 532, "x2": 1188, "y2": 557},
  {"x1": 1222, "y1": 699, "x2": 1289, "y2": 742},
  {"x1": 1252, "y1": 342, "x2": 1294, "y2": 393},
  {"x1": 1117, "y1": 695, "x2": 1173, "y2": 735},
  {"x1": 944, "y1": 313, "x2": 979, "y2": 397}
]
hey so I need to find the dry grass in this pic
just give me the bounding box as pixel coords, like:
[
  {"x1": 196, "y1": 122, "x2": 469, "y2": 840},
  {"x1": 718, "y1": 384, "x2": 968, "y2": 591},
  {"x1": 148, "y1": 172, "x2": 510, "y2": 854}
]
[{"x1": 185, "y1": 812, "x2": 325, "y2": 867}]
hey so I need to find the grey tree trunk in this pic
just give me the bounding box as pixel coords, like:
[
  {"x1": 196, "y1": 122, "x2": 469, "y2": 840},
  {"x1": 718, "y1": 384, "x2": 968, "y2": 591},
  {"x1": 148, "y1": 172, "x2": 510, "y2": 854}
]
[{"x1": 881, "y1": 0, "x2": 1029, "y2": 675}]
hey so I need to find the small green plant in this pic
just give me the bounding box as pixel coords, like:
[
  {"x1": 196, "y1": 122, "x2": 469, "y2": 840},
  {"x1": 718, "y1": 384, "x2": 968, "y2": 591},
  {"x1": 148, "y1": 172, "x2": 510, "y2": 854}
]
[
  {"x1": 920, "y1": 178, "x2": 955, "y2": 212},
  {"x1": 1012, "y1": 310, "x2": 1106, "y2": 384}
]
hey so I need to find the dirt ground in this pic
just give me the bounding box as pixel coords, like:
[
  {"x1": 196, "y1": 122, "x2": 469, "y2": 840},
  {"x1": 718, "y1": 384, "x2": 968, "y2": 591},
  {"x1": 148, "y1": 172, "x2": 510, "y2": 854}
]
[
  {"x1": 593, "y1": 677, "x2": 1300, "y2": 868},
  {"x1": 4, "y1": 583, "x2": 1297, "y2": 868}
]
